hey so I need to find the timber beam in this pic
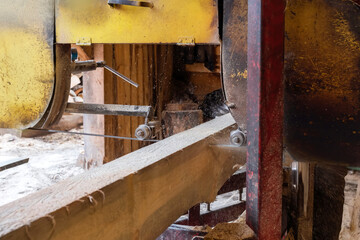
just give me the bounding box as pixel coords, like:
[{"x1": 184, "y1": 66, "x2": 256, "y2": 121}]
[{"x1": 0, "y1": 114, "x2": 246, "y2": 240}]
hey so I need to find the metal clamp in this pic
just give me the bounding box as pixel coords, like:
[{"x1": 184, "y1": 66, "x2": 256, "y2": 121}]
[{"x1": 108, "y1": 0, "x2": 153, "y2": 8}]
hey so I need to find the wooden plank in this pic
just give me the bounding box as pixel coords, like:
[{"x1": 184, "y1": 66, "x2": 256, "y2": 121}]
[{"x1": 0, "y1": 114, "x2": 245, "y2": 240}]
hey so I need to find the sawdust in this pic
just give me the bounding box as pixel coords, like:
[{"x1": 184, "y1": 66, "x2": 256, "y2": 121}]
[
  {"x1": 0, "y1": 128, "x2": 85, "y2": 206},
  {"x1": 205, "y1": 212, "x2": 255, "y2": 240}
]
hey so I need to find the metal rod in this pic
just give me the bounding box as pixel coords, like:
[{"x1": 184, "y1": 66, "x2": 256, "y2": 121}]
[
  {"x1": 30, "y1": 129, "x2": 159, "y2": 142},
  {"x1": 0, "y1": 158, "x2": 29, "y2": 172},
  {"x1": 65, "y1": 103, "x2": 152, "y2": 117},
  {"x1": 104, "y1": 65, "x2": 139, "y2": 88}
]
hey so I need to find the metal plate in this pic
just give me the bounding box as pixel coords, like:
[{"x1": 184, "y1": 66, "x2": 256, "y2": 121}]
[
  {"x1": 221, "y1": 0, "x2": 248, "y2": 129},
  {"x1": 284, "y1": 0, "x2": 360, "y2": 166},
  {"x1": 0, "y1": 0, "x2": 55, "y2": 129},
  {"x1": 56, "y1": 0, "x2": 219, "y2": 44}
]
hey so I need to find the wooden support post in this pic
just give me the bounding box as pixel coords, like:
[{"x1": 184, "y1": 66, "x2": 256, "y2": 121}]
[
  {"x1": 246, "y1": 0, "x2": 285, "y2": 238},
  {"x1": 0, "y1": 114, "x2": 245, "y2": 240},
  {"x1": 83, "y1": 44, "x2": 105, "y2": 168}
]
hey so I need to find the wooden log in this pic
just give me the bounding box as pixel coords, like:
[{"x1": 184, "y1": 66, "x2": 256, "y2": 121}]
[{"x1": 0, "y1": 114, "x2": 245, "y2": 240}]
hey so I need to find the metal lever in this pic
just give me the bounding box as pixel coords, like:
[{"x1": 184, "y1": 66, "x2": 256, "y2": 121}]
[
  {"x1": 108, "y1": 0, "x2": 153, "y2": 8},
  {"x1": 103, "y1": 65, "x2": 139, "y2": 88},
  {"x1": 72, "y1": 60, "x2": 139, "y2": 88}
]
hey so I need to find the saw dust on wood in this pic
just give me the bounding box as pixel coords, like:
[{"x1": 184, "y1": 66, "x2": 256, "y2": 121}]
[
  {"x1": 0, "y1": 127, "x2": 84, "y2": 206},
  {"x1": 205, "y1": 212, "x2": 255, "y2": 240},
  {"x1": 0, "y1": 114, "x2": 246, "y2": 240}
]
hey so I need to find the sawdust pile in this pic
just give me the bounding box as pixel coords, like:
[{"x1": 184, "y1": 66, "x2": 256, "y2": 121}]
[
  {"x1": 205, "y1": 212, "x2": 255, "y2": 240},
  {"x1": 0, "y1": 129, "x2": 84, "y2": 206}
]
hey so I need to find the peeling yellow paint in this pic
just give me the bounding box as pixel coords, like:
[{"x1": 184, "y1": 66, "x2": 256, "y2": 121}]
[
  {"x1": 237, "y1": 69, "x2": 248, "y2": 79},
  {"x1": 0, "y1": 29, "x2": 54, "y2": 129}
]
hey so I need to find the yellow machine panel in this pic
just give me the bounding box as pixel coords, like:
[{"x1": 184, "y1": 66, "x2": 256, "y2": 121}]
[
  {"x1": 56, "y1": 0, "x2": 219, "y2": 44},
  {"x1": 0, "y1": 0, "x2": 55, "y2": 129}
]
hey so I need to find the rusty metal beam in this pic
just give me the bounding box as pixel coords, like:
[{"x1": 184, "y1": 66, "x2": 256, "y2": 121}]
[{"x1": 246, "y1": 0, "x2": 285, "y2": 238}]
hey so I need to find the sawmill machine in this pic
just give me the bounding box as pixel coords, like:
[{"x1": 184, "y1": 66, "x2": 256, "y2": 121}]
[{"x1": 0, "y1": 0, "x2": 359, "y2": 239}]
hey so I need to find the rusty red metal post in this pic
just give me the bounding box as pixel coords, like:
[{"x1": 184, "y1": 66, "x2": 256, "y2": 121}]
[{"x1": 246, "y1": 0, "x2": 285, "y2": 238}]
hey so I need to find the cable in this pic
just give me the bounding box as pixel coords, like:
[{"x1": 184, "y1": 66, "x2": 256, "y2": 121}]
[{"x1": 30, "y1": 128, "x2": 159, "y2": 142}]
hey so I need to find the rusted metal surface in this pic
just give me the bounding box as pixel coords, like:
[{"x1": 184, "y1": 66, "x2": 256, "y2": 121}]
[
  {"x1": 0, "y1": 0, "x2": 55, "y2": 129},
  {"x1": 35, "y1": 44, "x2": 71, "y2": 129},
  {"x1": 217, "y1": 169, "x2": 246, "y2": 195},
  {"x1": 246, "y1": 0, "x2": 285, "y2": 239},
  {"x1": 66, "y1": 103, "x2": 153, "y2": 117},
  {"x1": 55, "y1": 0, "x2": 219, "y2": 44},
  {"x1": 188, "y1": 204, "x2": 201, "y2": 226},
  {"x1": 284, "y1": 0, "x2": 360, "y2": 166},
  {"x1": 177, "y1": 202, "x2": 246, "y2": 228},
  {"x1": 179, "y1": 169, "x2": 247, "y2": 227},
  {"x1": 221, "y1": 0, "x2": 248, "y2": 129}
]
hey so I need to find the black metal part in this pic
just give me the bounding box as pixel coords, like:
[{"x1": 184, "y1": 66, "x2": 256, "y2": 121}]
[
  {"x1": 176, "y1": 202, "x2": 246, "y2": 228},
  {"x1": 176, "y1": 169, "x2": 246, "y2": 227},
  {"x1": 65, "y1": 103, "x2": 153, "y2": 118},
  {"x1": 71, "y1": 60, "x2": 98, "y2": 74},
  {"x1": 217, "y1": 169, "x2": 246, "y2": 195},
  {"x1": 284, "y1": 0, "x2": 360, "y2": 167},
  {"x1": 221, "y1": 0, "x2": 248, "y2": 129},
  {"x1": 156, "y1": 224, "x2": 207, "y2": 240},
  {"x1": 0, "y1": 158, "x2": 29, "y2": 172},
  {"x1": 108, "y1": 0, "x2": 153, "y2": 8}
]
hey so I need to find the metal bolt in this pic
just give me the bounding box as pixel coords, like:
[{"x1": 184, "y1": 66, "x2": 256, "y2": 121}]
[
  {"x1": 135, "y1": 124, "x2": 152, "y2": 140},
  {"x1": 230, "y1": 129, "x2": 247, "y2": 147},
  {"x1": 225, "y1": 101, "x2": 236, "y2": 109}
]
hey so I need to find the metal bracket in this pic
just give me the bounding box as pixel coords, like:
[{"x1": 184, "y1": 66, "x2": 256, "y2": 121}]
[
  {"x1": 76, "y1": 37, "x2": 92, "y2": 46},
  {"x1": 177, "y1": 37, "x2": 195, "y2": 46},
  {"x1": 108, "y1": 0, "x2": 153, "y2": 8}
]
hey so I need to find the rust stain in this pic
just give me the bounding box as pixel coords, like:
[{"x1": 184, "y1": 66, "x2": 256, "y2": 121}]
[{"x1": 284, "y1": 0, "x2": 360, "y2": 166}]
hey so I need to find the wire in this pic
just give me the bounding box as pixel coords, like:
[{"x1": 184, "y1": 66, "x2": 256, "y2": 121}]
[{"x1": 30, "y1": 128, "x2": 159, "y2": 142}]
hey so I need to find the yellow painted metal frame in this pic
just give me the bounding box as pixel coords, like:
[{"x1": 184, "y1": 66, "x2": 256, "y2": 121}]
[
  {"x1": 0, "y1": 0, "x2": 55, "y2": 129},
  {"x1": 56, "y1": 0, "x2": 219, "y2": 44}
]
